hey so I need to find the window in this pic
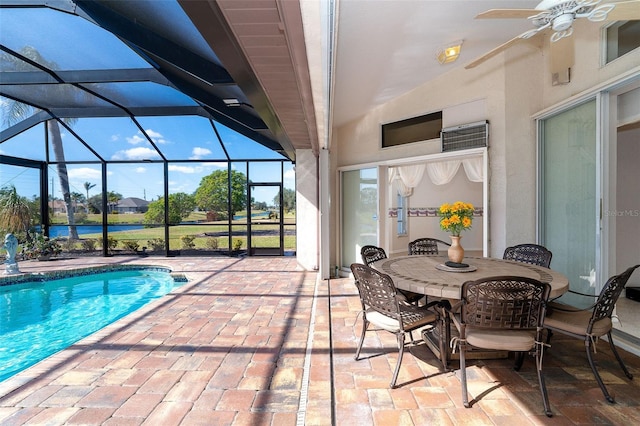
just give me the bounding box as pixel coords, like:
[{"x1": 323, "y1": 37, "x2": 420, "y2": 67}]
[
  {"x1": 397, "y1": 192, "x2": 407, "y2": 236},
  {"x1": 605, "y1": 21, "x2": 640, "y2": 64},
  {"x1": 382, "y1": 111, "x2": 442, "y2": 148}
]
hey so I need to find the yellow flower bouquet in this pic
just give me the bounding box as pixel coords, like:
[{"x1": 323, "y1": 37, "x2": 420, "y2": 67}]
[{"x1": 438, "y1": 201, "x2": 474, "y2": 237}]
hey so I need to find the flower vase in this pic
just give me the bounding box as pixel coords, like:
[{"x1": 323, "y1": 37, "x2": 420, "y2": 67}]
[{"x1": 448, "y1": 236, "x2": 464, "y2": 264}]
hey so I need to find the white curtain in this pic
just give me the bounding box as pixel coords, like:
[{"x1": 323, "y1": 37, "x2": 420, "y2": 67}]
[
  {"x1": 389, "y1": 164, "x2": 426, "y2": 197},
  {"x1": 398, "y1": 164, "x2": 426, "y2": 188},
  {"x1": 426, "y1": 160, "x2": 461, "y2": 185},
  {"x1": 388, "y1": 167, "x2": 411, "y2": 197},
  {"x1": 392, "y1": 156, "x2": 484, "y2": 189},
  {"x1": 462, "y1": 157, "x2": 484, "y2": 182}
]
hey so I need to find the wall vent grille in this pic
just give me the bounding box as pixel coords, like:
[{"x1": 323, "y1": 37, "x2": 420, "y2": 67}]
[{"x1": 441, "y1": 121, "x2": 488, "y2": 152}]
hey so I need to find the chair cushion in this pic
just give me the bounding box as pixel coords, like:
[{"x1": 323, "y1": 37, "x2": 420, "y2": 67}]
[
  {"x1": 365, "y1": 308, "x2": 436, "y2": 333},
  {"x1": 365, "y1": 308, "x2": 402, "y2": 332},
  {"x1": 544, "y1": 304, "x2": 611, "y2": 337},
  {"x1": 465, "y1": 329, "x2": 536, "y2": 352}
]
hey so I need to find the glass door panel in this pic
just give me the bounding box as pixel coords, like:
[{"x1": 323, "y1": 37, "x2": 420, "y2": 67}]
[
  {"x1": 341, "y1": 168, "x2": 378, "y2": 268},
  {"x1": 540, "y1": 99, "x2": 598, "y2": 307},
  {"x1": 248, "y1": 183, "x2": 283, "y2": 255}
]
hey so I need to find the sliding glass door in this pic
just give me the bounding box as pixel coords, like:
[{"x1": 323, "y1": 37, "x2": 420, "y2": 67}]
[
  {"x1": 341, "y1": 168, "x2": 378, "y2": 269},
  {"x1": 540, "y1": 99, "x2": 599, "y2": 305}
]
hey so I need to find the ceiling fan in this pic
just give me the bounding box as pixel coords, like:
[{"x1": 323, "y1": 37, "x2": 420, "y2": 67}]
[{"x1": 465, "y1": 0, "x2": 640, "y2": 69}]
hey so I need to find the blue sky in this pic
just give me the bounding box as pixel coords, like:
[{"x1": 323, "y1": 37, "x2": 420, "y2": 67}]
[{"x1": 0, "y1": 116, "x2": 294, "y2": 205}]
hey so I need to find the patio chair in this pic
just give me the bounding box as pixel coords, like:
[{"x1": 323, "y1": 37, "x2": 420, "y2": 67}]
[
  {"x1": 408, "y1": 237, "x2": 450, "y2": 256},
  {"x1": 360, "y1": 245, "x2": 423, "y2": 305},
  {"x1": 503, "y1": 243, "x2": 553, "y2": 268},
  {"x1": 350, "y1": 263, "x2": 444, "y2": 388},
  {"x1": 360, "y1": 245, "x2": 388, "y2": 265},
  {"x1": 544, "y1": 264, "x2": 640, "y2": 403},
  {"x1": 445, "y1": 276, "x2": 552, "y2": 416}
]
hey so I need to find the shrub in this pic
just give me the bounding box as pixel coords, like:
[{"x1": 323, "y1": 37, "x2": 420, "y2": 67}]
[
  {"x1": 147, "y1": 238, "x2": 166, "y2": 251},
  {"x1": 62, "y1": 238, "x2": 77, "y2": 251},
  {"x1": 121, "y1": 240, "x2": 140, "y2": 252},
  {"x1": 74, "y1": 211, "x2": 88, "y2": 223},
  {"x1": 21, "y1": 232, "x2": 62, "y2": 259},
  {"x1": 205, "y1": 237, "x2": 219, "y2": 250},
  {"x1": 181, "y1": 235, "x2": 196, "y2": 249},
  {"x1": 81, "y1": 239, "x2": 97, "y2": 251},
  {"x1": 99, "y1": 236, "x2": 118, "y2": 252},
  {"x1": 233, "y1": 238, "x2": 243, "y2": 251}
]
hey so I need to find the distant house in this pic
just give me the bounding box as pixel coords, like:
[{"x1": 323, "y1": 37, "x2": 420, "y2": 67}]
[
  {"x1": 116, "y1": 197, "x2": 149, "y2": 214},
  {"x1": 48, "y1": 200, "x2": 67, "y2": 214}
]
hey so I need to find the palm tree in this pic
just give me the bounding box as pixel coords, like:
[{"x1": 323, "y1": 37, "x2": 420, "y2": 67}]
[
  {"x1": 0, "y1": 185, "x2": 32, "y2": 236},
  {"x1": 83, "y1": 182, "x2": 96, "y2": 213},
  {"x1": 2, "y1": 46, "x2": 79, "y2": 239},
  {"x1": 108, "y1": 191, "x2": 122, "y2": 214},
  {"x1": 70, "y1": 192, "x2": 85, "y2": 213}
]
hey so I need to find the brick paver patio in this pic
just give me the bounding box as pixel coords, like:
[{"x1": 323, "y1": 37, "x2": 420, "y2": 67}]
[{"x1": 1, "y1": 256, "x2": 639, "y2": 425}]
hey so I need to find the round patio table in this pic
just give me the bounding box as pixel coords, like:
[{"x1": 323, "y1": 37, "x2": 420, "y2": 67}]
[{"x1": 370, "y1": 255, "x2": 569, "y2": 300}]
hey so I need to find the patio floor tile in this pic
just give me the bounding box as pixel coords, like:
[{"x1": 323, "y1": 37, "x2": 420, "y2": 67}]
[{"x1": 0, "y1": 256, "x2": 639, "y2": 425}]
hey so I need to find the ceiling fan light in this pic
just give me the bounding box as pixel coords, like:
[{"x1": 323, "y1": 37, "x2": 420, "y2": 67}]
[
  {"x1": 552, "y1": 13, "x2": 574, "y2": 31},
  {"x1": 437, "y1": 40, "x2": 463, "y2": 64}
]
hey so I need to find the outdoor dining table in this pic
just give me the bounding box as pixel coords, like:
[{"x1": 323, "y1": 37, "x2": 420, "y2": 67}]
[{"x1": 370, "y1": 255, "x2": 570, "y2": 361}]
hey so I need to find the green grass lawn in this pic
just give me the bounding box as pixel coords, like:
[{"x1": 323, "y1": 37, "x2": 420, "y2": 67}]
[{"x1": 51, "y1": 210, "x2": 296, "y2": 252}]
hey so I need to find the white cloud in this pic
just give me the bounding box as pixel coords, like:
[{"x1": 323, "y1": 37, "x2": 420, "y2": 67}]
[
  {"x1": 110, "y1": 134, "x2": 120, "y2": 142},
  {"x1": 190, "y1": 147, "x2": 212, "y2": 159},
  {"x1": 201, "y1": 162, "x2": 226, "y2": 169},
  {"x1": 126, "y1": 134, "x2": 146, "y2": 145},
  {"x1": 67, "y1": 167, "x2": 102, "y2": 180},
  {"x1": 145, "y1": 129, "x2": 168, "y2": 145},
  {"x1": 168, "y1": 164, "x2": 197, "y2": 174},
  {"x1": 284, "y1": 169, "x2": 295, "y2": 181},
  {"x1": 135, "y1": 167, "x2": 146, "y2": 173},
  {"x1": 111, "y1": 147, "x2": 161, "y2": 161},
  {"x1": 145, "y1": 129, "x2": 162, "y2": 138}
]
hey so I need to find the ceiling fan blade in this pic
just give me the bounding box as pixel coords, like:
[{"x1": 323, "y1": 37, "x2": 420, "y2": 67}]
[
  {"x1": 465, "y1": 29, "x2": 547, "y2": 69},
  {"x1": 476, "y1": 9, "x2": 540, "y2": 19},
  {"x1": 465, "y1": 36, "x2": 524, "y2": 69},
  {"x1": 605, "y1": 1, "x2": 640, "y2": 20}
]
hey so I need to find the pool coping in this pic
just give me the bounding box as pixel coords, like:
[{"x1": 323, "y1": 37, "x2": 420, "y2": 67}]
[{"x1": 0, "y1": 264, "x2": 187, "y2": 286}]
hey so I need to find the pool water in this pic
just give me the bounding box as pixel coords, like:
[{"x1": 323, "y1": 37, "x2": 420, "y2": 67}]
[{"x1": 0, "y1": 269, "x2": 177, "y2": 382}]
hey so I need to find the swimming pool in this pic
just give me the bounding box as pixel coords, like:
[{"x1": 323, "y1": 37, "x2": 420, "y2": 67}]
[{"x1": 0, "y1": 267, "x2": 180, "y2": 382}]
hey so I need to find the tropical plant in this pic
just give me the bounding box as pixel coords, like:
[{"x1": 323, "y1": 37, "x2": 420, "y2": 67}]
[
  {"x1": 2, "y1": 46, "x2": 80, "y2": 239},
  {"x1": 83, "y1": 182, "x2": 96, "y2": 213},
  {"x1": 181, "y1": 235, "x2": 196, "y2": 249},
  {"x1": 205, "y1": 237, "x2": 219, "y2": 250},
  {"x1": 107, "y1": 191, "x2": 122, "y2": 213},
  {"x1": 0, "y1": 185, "x2": 33, "y2": 236},
  {"x1": 121, "y1": 240, "x2": 140, "y2": 252},
  {"x1": 70, "y1": 191, "x2": 85, "y2": 212},
  {"x1": 81, "y1": 239, "x2": 97, "y2": 252},
  {"x1": 99, "y1": 236, "x2": 118, "y2": 252},
  {"x1": 21, "y1": 232, "x2": 62, "y2": 260},
  {"x1": 438, "y1": 201, "x2": 475, "y2": 236},
  {"x1": 147, "y1": 238, "x2": 166, "y2": 251}
]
